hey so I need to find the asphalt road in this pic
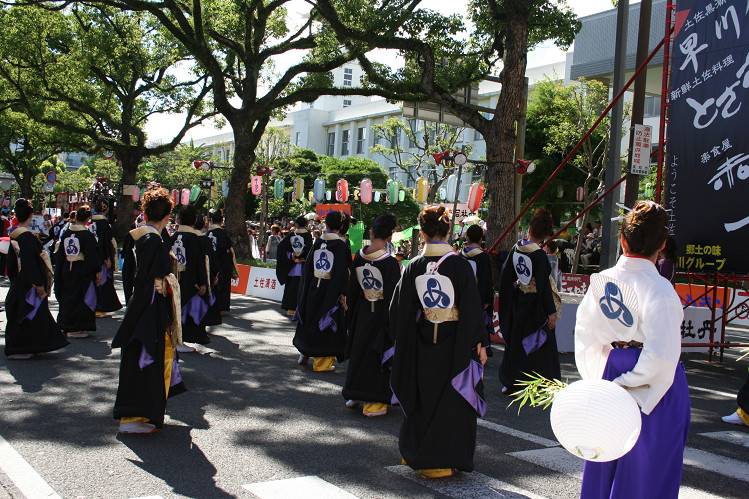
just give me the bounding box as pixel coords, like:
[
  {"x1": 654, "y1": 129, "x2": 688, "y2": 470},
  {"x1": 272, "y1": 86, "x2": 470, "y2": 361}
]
[{"x1": 0, "y1": 274, "x2": 748, "y2": 499}]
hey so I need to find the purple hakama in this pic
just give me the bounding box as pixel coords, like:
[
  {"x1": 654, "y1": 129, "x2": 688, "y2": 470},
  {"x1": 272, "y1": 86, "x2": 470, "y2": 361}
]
[{"x1": 580, "y1": 348, "x2": 690, "y2": 499}]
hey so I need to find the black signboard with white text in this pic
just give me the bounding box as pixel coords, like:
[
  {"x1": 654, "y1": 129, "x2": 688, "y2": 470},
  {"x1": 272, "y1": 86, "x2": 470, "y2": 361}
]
[{"x1": 668, "y1": 0, "x2": 749, "y2": 274}]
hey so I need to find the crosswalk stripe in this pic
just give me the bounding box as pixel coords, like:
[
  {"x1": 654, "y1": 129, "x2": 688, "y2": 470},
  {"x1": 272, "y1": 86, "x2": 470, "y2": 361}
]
[
  {"x1": 242, "y1": 476, "x2": 358, "y2": 499},
  {"x1": 698, "y1": 430, "x2": 749, "y2": 448},
  {"x1": 689, "y1": 386, "x2": 736, "y2": 399},
  {"x1": 478, "y1": 419, "x2": 559, "y2": 448},
  {"x1": 0, "y1": 433, "x2": 61, "y2": 499},
  {"x1": 683, "y1": 447, "x2": 749, "y2": 482},
  {"x1": 385, "y1": 464, "x2": 549, "y2": 499},
  {"x1": 508, "y1": 447, "x2": 581, "y2": 478}
]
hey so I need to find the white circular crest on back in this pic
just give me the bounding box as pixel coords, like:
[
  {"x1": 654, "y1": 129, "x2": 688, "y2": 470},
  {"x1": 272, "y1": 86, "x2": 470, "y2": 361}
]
[
  {"x1": 356, "y1": 263, "x2": 384, "y2": 301},
  {"x1": 291, "y1": 235, "x2": 305, "y2": 256},
  {"x1": 64, "y1": 235, "x2": 81, "y2": 256},
  {"x1": 513, "y1": 252, "x2": 533, "y2": 285},
  {"x1": 415, "y1": 271, "x2": 456, "y2": 324},
  {"x1": 171, "y1": 235, "x2": 186, "y2": 266}
]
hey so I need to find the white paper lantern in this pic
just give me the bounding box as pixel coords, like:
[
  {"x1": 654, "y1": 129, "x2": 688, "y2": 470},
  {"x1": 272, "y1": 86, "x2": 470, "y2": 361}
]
[{"x1": 550, "y1": 379, "x2": 641, "y2": 462}]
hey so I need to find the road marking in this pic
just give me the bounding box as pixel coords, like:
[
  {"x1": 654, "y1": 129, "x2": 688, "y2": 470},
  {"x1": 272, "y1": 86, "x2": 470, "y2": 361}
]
[
  {"x1": 129, "y1": 496, "x2": 163, "y2": 499},
  {"x1": 385, "y1": 464, "x2": 549, "y2": 499},
  {"x1": 0, "y1": 433, "x2": 61, "y2": 499},
  {"x1": 683, "y1": 447, "x2": 749, "y2": 482},
  {"x1": 478, "y1": 419, "x2": 559, "y2": 448},
  {"x1": 242, "y1": 476, "x2": 358, "y2": 498},
  {"x1": 698, "y1": 430, "x2": 749, "y2": 447},
  {"x1": 508, "y1": 448, "x2": 582, "y2": 478},
  {"x1": 689, "y1": 385, "x2": 736, "y2": 399}
]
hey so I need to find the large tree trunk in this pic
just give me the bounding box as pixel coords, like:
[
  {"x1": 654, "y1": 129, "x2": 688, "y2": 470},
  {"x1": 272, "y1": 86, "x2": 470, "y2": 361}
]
[
  {"x1": 17, "y1": 173, "x2": 34, "y2": 200},
  {"x1": 225, "y1": 125, "x2": 256, "y2": 260},
  {"x1": 112, "y1": 153, "x2": 141, "y2": 242},
  {"x1": 485, "y1": 17, "x2": 529, "y2": 256}
]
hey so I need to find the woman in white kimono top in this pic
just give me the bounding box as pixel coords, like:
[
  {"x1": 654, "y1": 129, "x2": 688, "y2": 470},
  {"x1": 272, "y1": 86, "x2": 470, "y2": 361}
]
[{"x1": 575, "y1": 200, "x2": 690, "y2": 499}]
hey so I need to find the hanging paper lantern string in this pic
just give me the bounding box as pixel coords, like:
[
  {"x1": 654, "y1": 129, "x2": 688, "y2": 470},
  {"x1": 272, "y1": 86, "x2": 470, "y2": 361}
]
[
  {"x1": 274, "y1": 178, "x2": 285, "y2": 199},
  {"x1": 415, "y1": 177, "x2": 429, "y2": 204},
  {"x1": 336, "y1": 179, "x2": 349, "y2": 202},
  {"x1": 467, "y1": 182, "x2": 485, "y2": 212},
  {"x1": 251, "y1": 175, "x2": 262, "y2": 196},
  {"x1": 294, "y1": 178, "x2": 305, "y2": 200},
  {"x1": 360, "y1": 178, "x2": 373, "y2": 204},
  {"x1": 314, "y1": 178, "x2": 326, "y2": 203},
  {"x1": 190, "y1": 185, "x2": 201, "y2": 202},
  {"x1": 387, "y1": 180, "x2": 399, "y2": 204}
]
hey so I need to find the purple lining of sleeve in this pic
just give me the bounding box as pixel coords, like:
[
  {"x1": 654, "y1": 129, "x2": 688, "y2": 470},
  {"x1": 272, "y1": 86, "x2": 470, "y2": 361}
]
[
  {"x1": 451, "y1": 359, "x2": 487, "y2": 417},
  {"x1": 24, "y1": 288, "x2": 43, "y2": 321}
]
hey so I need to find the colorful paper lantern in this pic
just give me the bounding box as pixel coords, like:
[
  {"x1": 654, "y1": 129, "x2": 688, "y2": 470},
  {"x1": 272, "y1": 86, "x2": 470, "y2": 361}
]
[
  {"x1": 181, "y1": 188, "x2": 190, "y2": 206},
  {"x1": 251, "y1": 175, "x2": 262, "y2": 196},
  {"x1": 576, "y1": 186, "x2": 585, "y2": 202},
  {"x1": 398, "y1": 190, "x2": 405, "y2": 202},
  {"x1": 131, "y1": 187, "x2": 140, "y2": 202},
  {"x1": 415, "y1": 177, "x2": 429, "y2": 204},
  {"x1": 360, "y1": 178, "x2": 373, "y2": 204},
  {"x1": 294, "y1": 178, "x2": 304, "y2": 200},
  {"x1": 326, "y1": 190, "x2": 332, "y2": 201},
  {"x1": 171, "y1": 189, "x2": 179, "y2": 206},
  {"x1": 336, "y1": 179, "x2": 349, "y2": 202},
  {"x1": 550, "y1": 379, "x2": 642, "y2": 462},
  {"x1": 274, "y1": 178, "x2": 285, "y2": 199},
  {"x1": 308, "y1": 191, "x2": 314, "y2": 201},
  {"x1": 314, "y1": 178, "x2": 326, "y2": 202},
  {"x1": 222, "y1": 180, "x2": 229, "y2": 197},
  {"x1": 467, "y1": 183, "x2": 485, "y2": 212},
  {"x1": 446, "y1": 174, "x2": 458, "y2": 202},
  {"x1": 387, "y1": 180, "x2": 399, "y2": 205},
  {"x1": 374, "y1": 191, "x2": 381, "y2": 203},
  {"x1": 190, "y1": 185, "x2": 201, "y2": 202}
]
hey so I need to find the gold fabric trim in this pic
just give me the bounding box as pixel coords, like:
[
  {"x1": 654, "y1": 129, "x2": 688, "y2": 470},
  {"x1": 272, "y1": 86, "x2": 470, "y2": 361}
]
[
  {"x1": 163, "y1": 274, "x2": 182, "y2": 347},
  {"x1": 9, "y1": 227, "x2": 30, "y2": 239},
  {"x1": 208, "y1": 224, "x2": 222, "y2": 231},
  {"x1": 68, "y1": 224, "x2": 88, "y2": 232},
  {"x1": 738, "y1": 407, "x2": 749, "y2": 426},
  {"x1": 65, "y1": 253, "x2": 85, "y2": 263},
  {"x1": 314, "y1": 269, "x2": 332, "y2": 280},
  {"x1": 39, "y1": 250, "x2": 53, "y2": 294},
  {"x1": 516, "y1": 242, "x2": 542, "y2": 254},
  {"x1": 518, "y1": 276, "x2": 562, "y2": 319},
  {"x1": 360, "y1": 248, "x2": 388, "y2": 260},
  {"x1": 463, "y1": 247, "x2": 483, "y2": 258},
  {"x1": 92, "y1": 214, "x2": 107, "y2": 221},
  {"x1": 204, "y1": 255, "x2": 211, "y2": 298},
  {"x1": 362, "y1": 288, "x2": 384, "y2": 302},
  {"x1": 424, "y1": 307, "x2": 459, "y2": 322},
  {"x1": 423, "y1": 243, "x2": 453, "y2": 257},
  {"x1": 321, "y1": 232, "x2": 341, "y2": 241},
  {"x1": 130, "y1": 225, "x2": 160, "y2": 241},
  {"x1": 177, "y1": 226, "x2": 203, "y2": 236}
]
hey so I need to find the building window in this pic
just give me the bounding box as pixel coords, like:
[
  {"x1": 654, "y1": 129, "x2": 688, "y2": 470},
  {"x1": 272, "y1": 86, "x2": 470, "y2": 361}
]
[
  {"x1": 343, "y1": 99, "x2": 352, "y2": 107},
  {"x1": 389, "y1": 132, "x2": 399, "y2": 149},
  {"x1": 474, "y1": 129, "x2": 483, "y2": 141},
  {"x1": 356, "y1": 127, "x2": 366, "y2": 154},
  {"x1": 295, "y1": 132, "x2": 301, "y2": 146},
  {"x1": 343, "y1": 68, "x2": 353, "y2": 86},
  {"x1": 408, "y1": 120, "x2": 417, "y2": 148},
  {"x1": 389, "y1": 166, "x2": 398, "y2": 178},
  {"x1": 341, "y1": 129, "x2": 350, "y2": 156},
  {"x1": 643, "y1": 95, "x2": 659, "y2": 117},
  {"x1": 327, "y1": 132, "x2": 335, "y2": 156}
]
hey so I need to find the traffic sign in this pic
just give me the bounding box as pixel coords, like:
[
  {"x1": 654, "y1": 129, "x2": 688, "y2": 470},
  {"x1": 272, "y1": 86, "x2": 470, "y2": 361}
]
[
  {"x1": 45, "y1": 171, "x2": 57, "y2": 183},
  {"x1": 44, "y1": 182, "x2": 54, "y2": 193}
]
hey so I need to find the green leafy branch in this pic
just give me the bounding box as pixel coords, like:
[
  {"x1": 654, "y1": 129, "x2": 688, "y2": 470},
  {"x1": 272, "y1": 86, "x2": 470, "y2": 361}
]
[{"x1": 507, "y1": 372, "x2": 568, "y2": 414}]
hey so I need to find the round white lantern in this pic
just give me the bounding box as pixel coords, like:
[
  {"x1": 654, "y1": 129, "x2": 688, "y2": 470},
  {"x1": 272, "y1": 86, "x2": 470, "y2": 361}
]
[{"x1": 550, "y1": 379, "x2": 641, "y2": 462}]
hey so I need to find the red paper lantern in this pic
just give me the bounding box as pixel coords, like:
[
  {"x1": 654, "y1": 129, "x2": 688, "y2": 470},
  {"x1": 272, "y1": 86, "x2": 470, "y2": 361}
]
[
  {"x1": 467, "y1": 183, "x2": 485, "y2": 212},
  {"x1": 576, "y1": 187, "x2": 584, "y2": 202},
  {"x1": 251, "y1": 176, "x2": 262, "y2": 196},
  {"x1": 336, "y1": 179, "x2": 349, "y2": 202}
]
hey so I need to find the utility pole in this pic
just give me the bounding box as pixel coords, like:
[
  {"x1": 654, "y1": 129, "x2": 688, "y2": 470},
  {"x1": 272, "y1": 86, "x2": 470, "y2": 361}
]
[
  {"x1": 600, "y1": 0, "x2": 629, "y2": 270},
  {"x1": 624, "y1": 0, "x2": 653, "y2": 209}
]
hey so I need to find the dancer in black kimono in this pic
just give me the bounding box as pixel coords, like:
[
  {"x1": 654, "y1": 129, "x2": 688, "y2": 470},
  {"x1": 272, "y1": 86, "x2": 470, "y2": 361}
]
[
  {"x1": 461, "y1": 224, "x2": 495, "y2": 355},
  {"x1": 4, "y1": 198, "x2": 68, "y2": 359},
  {"x1": 207, "y1": 210, "x2": 237, "y2": 314},
  {"x1": 293, "y1": 211, "x2": 350, "y2": 372},
  {"x1": 276, "y1": 216, "x2": 312, "y2": 315},
  {"x1": 195, "y1": 214, "x2": 221, "y2": 327},
  {"x1": 498, "y1": 208, "x2": 561, "y2": 394},
  {"x1": 90, "y1": 198, "x2": 122, "y2": 315},
  {"x1": 172, "y1": 205, "x2": 210, "y2": 351},
  {"x1": 390, "y1": 205, "x2": 487, "y2": 478},
  {"x1": 342, "y1": 214, "x2": 400, "y2": 417},
  {"x1": 121, "y1": 214, "x2": 145, "y2": 305},
  {"x1": 54, "y1": 206, "x2": 102, "y2": 338},
  {"x1": 113, "y1": 187, "x2": 185, "y2": 434}
]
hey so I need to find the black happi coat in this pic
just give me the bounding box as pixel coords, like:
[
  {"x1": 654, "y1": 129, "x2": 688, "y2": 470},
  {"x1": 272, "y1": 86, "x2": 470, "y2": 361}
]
[
  {"x1": 90, "y1": 215, "x2": 122, "y2": 312},
  {"x1": 389, "y1": 244, "x2": 485, "y2": 472},
  {"x1": 276, "y1": 228, "x2": 313, "y2": 311},
  {"x1": 207, "y1": 225, "x2": 233, "y2": 312},
  {"x1": 342, "y1": 248, "x2": 400, "y2": 404},
  {"x1": 4, "y1": 228, "x2": 68, "y2": 356},
  {"x1": 293, "y1": 234, "x2": 350, "y2": 360},
  {"x1": 462, "y1": 247, "x2": 495, "y2": 352},
  {"x1": 172, "y1": 227, "x2": 210, "y2": 344},
  {"x1": 54, "y1": 225, "x2": 101, "y2": 333},
  {"x1": 199, "y1": 232, "x2": 222, "y2": 327},
  {"x1": 498, "y1": 242, "x2": 560, "y2": 392},
  {"x1": 112, "y1": 226, "x2": 186, "y2": 427},
  {"x1": 121, "y1": 231, "x2": 136, "y2": 304}
]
